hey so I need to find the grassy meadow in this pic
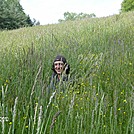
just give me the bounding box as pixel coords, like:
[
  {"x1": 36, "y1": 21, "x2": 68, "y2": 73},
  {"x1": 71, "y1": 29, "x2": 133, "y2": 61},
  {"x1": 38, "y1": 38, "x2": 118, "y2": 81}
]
[{"x1": 0, "y1": 11, "x2": 134, "y2": 134}]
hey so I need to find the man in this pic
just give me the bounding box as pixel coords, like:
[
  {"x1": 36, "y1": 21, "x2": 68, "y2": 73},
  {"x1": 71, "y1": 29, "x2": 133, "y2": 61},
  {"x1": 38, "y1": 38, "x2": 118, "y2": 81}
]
[{"x1": 50, "y1": 55, "x2": 70, "y2": 90}]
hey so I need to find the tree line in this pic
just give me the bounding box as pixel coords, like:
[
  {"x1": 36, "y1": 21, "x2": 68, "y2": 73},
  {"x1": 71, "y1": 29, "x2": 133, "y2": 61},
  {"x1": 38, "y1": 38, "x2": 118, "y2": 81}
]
[
  {"x1": 58, "y1": 12, "x2": 96, "y2": 23},
  {"x1": 58, "y1": 0, "x2": 134, "y2": 23},
  {"x1": 0, "y1": 0, "x2": 134, "y2": 30}
]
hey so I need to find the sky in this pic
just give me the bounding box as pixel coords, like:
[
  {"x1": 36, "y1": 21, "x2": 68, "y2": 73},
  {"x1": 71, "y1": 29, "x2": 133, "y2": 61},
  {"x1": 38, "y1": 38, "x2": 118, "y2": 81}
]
[{"x1": 20, "y1": 0, "x2": 123, "y2": 25}]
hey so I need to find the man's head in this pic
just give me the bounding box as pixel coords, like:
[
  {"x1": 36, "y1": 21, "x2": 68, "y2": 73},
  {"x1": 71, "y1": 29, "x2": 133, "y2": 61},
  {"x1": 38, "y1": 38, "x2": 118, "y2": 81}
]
[{"x1": 53, "y1": 55, "x2": 67, "y2": 75}]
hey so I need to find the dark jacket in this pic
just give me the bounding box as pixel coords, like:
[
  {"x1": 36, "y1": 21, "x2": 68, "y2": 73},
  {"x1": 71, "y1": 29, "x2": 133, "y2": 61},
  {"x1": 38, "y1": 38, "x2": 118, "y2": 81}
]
[{"x1": 49, "y1": 72, "x2": 69, "y2": 91}]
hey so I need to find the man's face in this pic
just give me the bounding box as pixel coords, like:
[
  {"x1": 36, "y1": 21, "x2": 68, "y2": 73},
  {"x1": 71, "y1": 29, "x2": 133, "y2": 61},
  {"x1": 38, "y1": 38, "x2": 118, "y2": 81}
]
[{"x1": 54, "y1": 61, "x2": 64, "y2": 74}]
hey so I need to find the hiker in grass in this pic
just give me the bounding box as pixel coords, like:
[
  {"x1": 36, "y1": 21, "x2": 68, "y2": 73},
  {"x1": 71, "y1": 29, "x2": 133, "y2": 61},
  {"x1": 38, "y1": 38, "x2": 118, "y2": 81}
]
[{"x1": 49, "y1": 55, "x2": 70, "y2": 91}]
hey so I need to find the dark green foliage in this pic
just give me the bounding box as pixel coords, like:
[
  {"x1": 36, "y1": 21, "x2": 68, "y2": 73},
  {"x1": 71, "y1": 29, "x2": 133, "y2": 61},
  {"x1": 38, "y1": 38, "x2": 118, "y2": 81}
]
[
  {"x1": 0, "y1": 0, "x2": 33, "y2": 30},
  {"x1": 121, "y1": 0, "x2": 134, "y2": 12}
]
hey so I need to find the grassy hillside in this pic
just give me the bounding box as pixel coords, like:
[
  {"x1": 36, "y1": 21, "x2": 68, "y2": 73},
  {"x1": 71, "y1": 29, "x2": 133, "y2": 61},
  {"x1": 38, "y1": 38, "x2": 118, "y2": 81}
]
[{"x1": 0, "y1": 11, "x2": 134, "y2": 134}]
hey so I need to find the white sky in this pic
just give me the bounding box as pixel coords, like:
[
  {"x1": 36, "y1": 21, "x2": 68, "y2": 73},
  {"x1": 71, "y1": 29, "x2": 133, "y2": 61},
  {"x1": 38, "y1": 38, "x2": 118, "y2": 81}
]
[{"x1": 20, "y1": 0, "x2": 123, "y2": 25}]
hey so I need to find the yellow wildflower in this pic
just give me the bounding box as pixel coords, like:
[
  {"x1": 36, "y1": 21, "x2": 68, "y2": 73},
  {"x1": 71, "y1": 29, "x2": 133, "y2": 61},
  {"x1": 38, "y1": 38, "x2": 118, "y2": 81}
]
[
  {"x1": 118, "y1": 108, "x2": 121, "y2": 111},
  {"x1": 119, "y1": 122, "x2": 122, "y2": 125},
  {"x1": 123, "y1": 99, "x2": 127, "y2": 103},
  {"x1": 23, "y1": 116, "x2": 27, "y2": 119},
  {"x1": 93, "y1": 85, "x2": 95, "y2": 88},
  {"x1": 9, "y1": 122, "x2": 12, "y2": 125},
  {"x1": 129, "y1": 63, "x2": 132, "y2": 66}
]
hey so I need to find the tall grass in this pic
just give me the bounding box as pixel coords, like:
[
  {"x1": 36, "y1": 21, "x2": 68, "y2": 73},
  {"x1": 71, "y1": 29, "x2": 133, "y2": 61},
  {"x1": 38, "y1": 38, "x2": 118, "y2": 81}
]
[{"x1": 0, "y1": 11, "x2": 134, "y2": 134}]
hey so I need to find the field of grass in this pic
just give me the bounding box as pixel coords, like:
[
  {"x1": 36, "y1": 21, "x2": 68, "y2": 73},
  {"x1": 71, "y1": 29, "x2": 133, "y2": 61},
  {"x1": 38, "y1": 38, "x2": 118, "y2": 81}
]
[{"x1": 0, "y1": 11, "x2": 134, "y2": 134}]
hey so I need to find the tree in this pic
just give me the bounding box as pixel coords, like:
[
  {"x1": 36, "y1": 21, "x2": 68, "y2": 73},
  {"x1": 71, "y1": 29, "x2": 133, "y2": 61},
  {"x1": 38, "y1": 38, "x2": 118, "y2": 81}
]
[
  {"x1": 58, "y1": 12, "x2": 96, "y2": 23},
  {"x1": 121, "y1": 0, "x2": 134, "y2": 12},
  {"x1": 0, "y1": 0, "x2": 33, "y2": 30},
  {"x1": 32, "y1": 18, "x2": 40, "y2": 26}
]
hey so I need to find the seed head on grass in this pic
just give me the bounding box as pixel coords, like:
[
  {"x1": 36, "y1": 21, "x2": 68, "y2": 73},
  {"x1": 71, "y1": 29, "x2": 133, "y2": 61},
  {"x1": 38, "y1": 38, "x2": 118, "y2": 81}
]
[
  {"x1": 50, "y1": 111, "x2": 61, "y2": 130},
  {"x1": 37, "y1": 106, "x2": 43, "y2": 134},
  {"x1": 47, "y1": 91, "x2": 56, "y2": 109}
]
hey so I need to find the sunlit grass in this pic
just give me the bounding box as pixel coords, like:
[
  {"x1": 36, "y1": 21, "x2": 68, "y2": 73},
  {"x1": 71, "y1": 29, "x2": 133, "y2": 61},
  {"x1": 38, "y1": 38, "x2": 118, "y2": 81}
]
[{"x1": 0, "y1": 11, "x2": 134, "y2": 134}]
